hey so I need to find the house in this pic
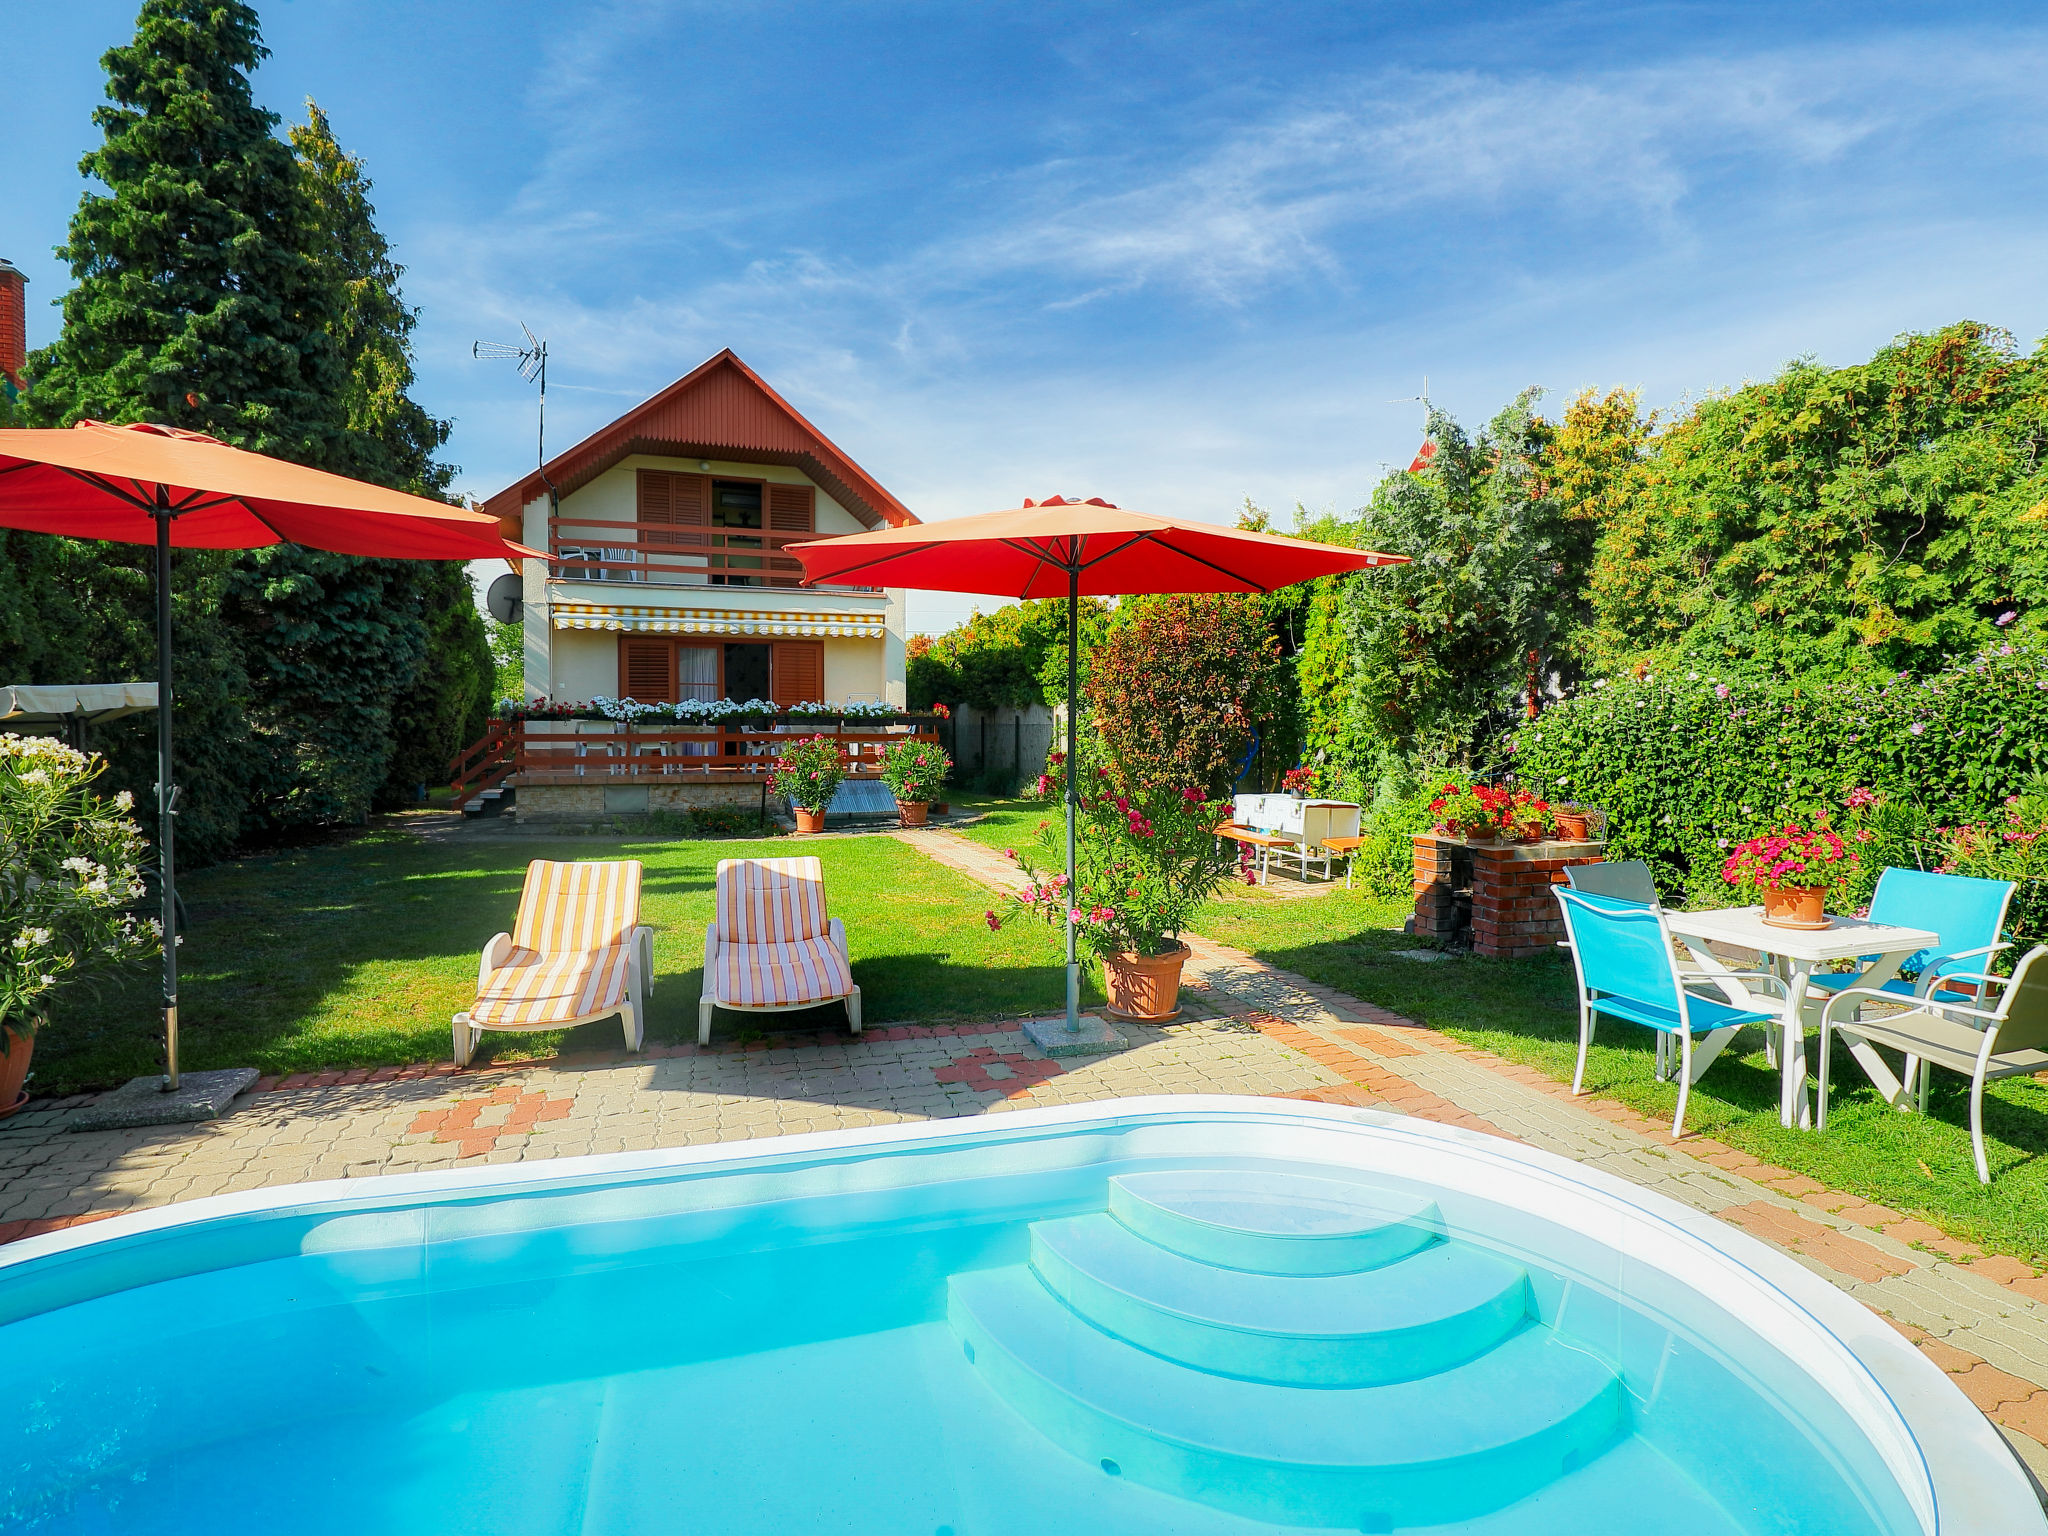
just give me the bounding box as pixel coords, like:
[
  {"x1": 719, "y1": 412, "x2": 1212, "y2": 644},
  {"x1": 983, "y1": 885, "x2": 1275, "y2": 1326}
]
[{"x1": 478, "y1": 348, "x2": 916, "y2": 712}]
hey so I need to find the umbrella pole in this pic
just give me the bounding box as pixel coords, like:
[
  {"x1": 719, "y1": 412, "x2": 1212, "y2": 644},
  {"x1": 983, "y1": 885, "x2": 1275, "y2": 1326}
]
[
  {"x1": 153, "y1": 493, "x2": 180, "y2": 1092},
  {"x1": 1065, "y1": 567, "x2": 1080, "y2": 1032}
]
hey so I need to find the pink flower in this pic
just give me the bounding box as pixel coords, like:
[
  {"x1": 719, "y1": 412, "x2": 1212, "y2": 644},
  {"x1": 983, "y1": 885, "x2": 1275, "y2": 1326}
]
[
  {"x1": 1089, "y1": 906, "x2": 1113, "y2": 925},
  {"x1": 1003, "y1": 847, "x2": 1017, "y2": 860},
  {"x1": 1998, "y1": 610, "x2": 2018, "y2": 627},
  {"x1": 1845, "y1": 786, "x2": 1877, "y2": 809},
  {"x1": 1714, "y1": 683, "x2": 1730, "y2": 699},
  {"x1": 984, "y1": 910, "x2": 1000, "y2": 931},
  {"x1": 1910, "y1": 722, "x2": 1926, "y2": 735},
  {"x1": 1067, "y1": 908, "x2": 1086, "y2": 924},
  {"x1": 1181, "y1": 787, "x2": 1206, "y2": 805}
]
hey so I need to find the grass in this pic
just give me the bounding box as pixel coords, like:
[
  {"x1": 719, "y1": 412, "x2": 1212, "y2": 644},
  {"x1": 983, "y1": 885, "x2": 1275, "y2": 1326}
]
[
  {"x1": 1198, "y1": 877, "x2": 2048, "y2": 1265},
  {"x1": 35, "y1": 825, "x2": 1094, "y2": 1093}
]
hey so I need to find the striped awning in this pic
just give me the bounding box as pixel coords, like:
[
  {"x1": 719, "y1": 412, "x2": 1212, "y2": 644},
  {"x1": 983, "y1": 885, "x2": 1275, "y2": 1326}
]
[{"x1": 551, "y1": 603, "x2": 887, "y2": 640}]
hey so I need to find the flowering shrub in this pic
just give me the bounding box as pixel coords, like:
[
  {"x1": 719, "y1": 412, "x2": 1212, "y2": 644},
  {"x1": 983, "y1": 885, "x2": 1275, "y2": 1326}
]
[
  {"x1": 1086, "y1": 594, "x2": 1286, "y2": 796},
  {"x1": 1280, "y1": 766, "x2": 1317, "y2": 795},
  {"x1": 1722, "y1": 825, "x2": 1858, "y2": 895},
  {"x1": 766, "y1": 736, "x2": 846, "y2": 815},
  {"x1": 1513, "y1": 641, "x2": 2048, "y2": 898},
  {"x1": 881, "y1": 739, "x2": 952, "y2": 803},
  {"x1": 1, "y1": 736, "x2": 159, "y2": 1042},
  {"x1": 993, "y1": 779, "x2": 1240, "y2": 959},
  {"x1": 1931, "y1": 780, "x2": 2048, "y2": 948}
]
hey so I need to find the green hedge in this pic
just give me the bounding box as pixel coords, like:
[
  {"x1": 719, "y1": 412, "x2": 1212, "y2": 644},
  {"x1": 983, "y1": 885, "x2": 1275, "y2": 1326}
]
[{"x1": 1510, "y1": 642, "x2": 2048, "y2": 904}]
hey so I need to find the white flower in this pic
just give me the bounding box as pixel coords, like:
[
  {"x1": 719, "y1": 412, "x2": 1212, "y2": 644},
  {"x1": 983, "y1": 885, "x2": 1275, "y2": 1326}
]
[
  {"x1": 19, "y1": 769, "x2": 48, "y2": 785},
  {"x1": 114, "y1": 790, "x2": 134, "y2": 811},
  {"x1": 62, "y1": 856, "x2": 94, "y2": 875}
]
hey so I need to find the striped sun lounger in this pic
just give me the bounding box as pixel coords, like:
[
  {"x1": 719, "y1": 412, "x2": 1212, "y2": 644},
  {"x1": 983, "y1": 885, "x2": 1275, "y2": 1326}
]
[
  {"x1": 699, "y1": 856, "x2": 862, "y2": 1045},
  {"x1": 452, "y1": 859, "x2": 653, "y2": 1067}
]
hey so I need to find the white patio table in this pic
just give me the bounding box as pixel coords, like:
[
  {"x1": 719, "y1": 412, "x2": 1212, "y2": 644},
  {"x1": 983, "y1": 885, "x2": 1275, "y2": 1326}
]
[{"x1": 1662, "y1": 906, "x2": 1940, "y2": 1131}]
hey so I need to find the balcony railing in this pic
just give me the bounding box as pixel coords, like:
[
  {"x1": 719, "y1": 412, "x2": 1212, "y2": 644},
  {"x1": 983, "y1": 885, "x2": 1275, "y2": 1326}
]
[
  {"x1": 549, "y1": 516, "x2": 878, "y2": 591},
  {"x1": 495, "y1": 720, "x2": 940, "y2": 788}
]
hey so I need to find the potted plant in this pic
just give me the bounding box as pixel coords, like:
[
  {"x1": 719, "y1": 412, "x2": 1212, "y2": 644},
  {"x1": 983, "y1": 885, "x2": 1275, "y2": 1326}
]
[
  {"x1": 1506, "y1": 793, "x2": 1555, "y2": 843},
  {"x1": 1553, "y1": 802, "x2": 1591, "y2": 841},
  {"x1": 1428, "y1": 780, "x2": 1492, "y2": 841},
  {"x1": 1280, "y1": 765, "x2": 1316, "y2": 796},
  {"x1": 995, "y1": 780, "x2": 1240, "y2": 1021},
  {"x1": 1, "y1": 735, "x2": 158, "y2": 1113},
  {"x1": 881, "y1": 738, "x2": 952, "y2": 826},
  {"x1": 767, "y1": 735, "x2": 846, "y2": 834},
  {"x1": 1722, "y1": 823, "x2": 1859, "y2": 929}
]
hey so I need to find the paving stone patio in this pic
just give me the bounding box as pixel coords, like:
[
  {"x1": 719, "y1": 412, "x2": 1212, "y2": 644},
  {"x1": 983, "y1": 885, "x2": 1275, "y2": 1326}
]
[{"x1": 3, "y1": 821, "x2": 2047, "y2": 1484}]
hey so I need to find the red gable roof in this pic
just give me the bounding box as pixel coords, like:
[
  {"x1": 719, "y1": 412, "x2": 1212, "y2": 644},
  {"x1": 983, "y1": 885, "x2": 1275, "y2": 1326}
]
[{"x1": 477, "y1": 349, "x2": 918, "y2": 533}]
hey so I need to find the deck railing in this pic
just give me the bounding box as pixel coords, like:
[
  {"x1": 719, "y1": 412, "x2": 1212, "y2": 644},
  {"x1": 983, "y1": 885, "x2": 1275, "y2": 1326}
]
[
  {"x1": 549, "y1": 516, "x2": 878, "y2": 590},
  {"x1": 502, "y1": 720, "x2": 941, "y2": 785}
]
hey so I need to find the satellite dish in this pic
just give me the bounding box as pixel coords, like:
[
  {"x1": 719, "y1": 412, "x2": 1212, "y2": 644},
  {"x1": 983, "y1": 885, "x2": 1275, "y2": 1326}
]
[{"x1": 487, "y1": 573, "x2": 524, "y2": 624}]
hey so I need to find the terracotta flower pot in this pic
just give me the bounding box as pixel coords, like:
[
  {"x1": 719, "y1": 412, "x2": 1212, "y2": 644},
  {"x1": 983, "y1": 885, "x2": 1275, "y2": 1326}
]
[
  {"x1": 1554, "y1": 811, "x2": 1590, "y2": 841},
  {"x1": 1762, "y1": 884, "x2": 1830, "y2": 930},
  {"x1": 0, "y1": 1029, "x2": 33, "y2": 1119},
  {"x1": 1102, "y1": 943, "x2": 1190, "y2": 1022},
  {"x1": 898, "y1": 800, "x2": 929, "y2": 827},
  {"x1": 794, "y1": 808, "x2": 826, "y2": 835}
]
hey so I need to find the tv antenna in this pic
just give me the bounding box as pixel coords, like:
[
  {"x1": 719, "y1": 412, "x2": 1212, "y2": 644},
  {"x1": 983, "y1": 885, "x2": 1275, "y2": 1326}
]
[
  {"x1": 1385, "y1": 375, "x2": 1430, "y2": 422},
  {"x1": 473, "y1": 324, "x2": 549, "y2": 469}
]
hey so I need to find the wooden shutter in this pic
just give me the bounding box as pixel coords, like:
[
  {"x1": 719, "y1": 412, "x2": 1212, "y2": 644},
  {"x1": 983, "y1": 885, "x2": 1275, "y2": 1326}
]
[
  {"x1": 766, "y1": 483, "x2": 815, "y2": 534},
  {"x1": 620, "y1": 638, "x2": 676, "y2": 704},
  {"x1": 771, "y1": 641, "x2": 824, "y2": 709},
  {"x1": 638, "y1": 471, "x2": 710, "y2": 575}
]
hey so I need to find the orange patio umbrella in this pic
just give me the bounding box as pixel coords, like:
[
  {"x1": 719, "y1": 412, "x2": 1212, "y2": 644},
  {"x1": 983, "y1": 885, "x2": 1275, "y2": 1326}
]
[
  {"x1": 0, "y1": 420, "x2": 543, "y2": 1094},
  {"x1": 790, "y1": 496, "x2": 1405, "y2": 1043}
]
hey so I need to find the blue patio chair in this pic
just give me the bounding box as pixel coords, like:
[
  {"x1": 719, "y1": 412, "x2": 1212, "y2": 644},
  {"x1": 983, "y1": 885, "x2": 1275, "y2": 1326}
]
[
  {"x1": 1554, "y1": 888, "x2": 1785, "y2": 1138},
  {"x1": 1562, "y1": 860, "x2": 1659, "y2": 905},
  {"x1": 1804, "y1": 868, "x2": 2015, "y2": 1006}
]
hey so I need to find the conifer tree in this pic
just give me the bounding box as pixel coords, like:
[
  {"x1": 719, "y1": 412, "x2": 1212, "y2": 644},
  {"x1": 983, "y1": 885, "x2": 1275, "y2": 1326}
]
[
  {"x1": 27, "y1": 0, "x2": 345, "y2": 458},
  {"x1": 288, "y1": 101, "x2": 493, "y2": 800}
]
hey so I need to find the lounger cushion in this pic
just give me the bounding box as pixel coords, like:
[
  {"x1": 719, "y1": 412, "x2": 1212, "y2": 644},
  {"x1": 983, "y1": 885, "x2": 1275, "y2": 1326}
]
[
  {"x1": 716, "y1": 857, "x2": 828, "y2": 943},
  {"x1": 472, "y1": 943, "x2": 633, "y2": 1027},
  {"x1": 470, "y1": 859, "x2": 642, "y2": 1028},
  {"x1": 512, "y1": 859, "x2": 642, "y2": 952},
  {"x1": 712, "y1": 935, "x2": 853, "y2": 1007}
]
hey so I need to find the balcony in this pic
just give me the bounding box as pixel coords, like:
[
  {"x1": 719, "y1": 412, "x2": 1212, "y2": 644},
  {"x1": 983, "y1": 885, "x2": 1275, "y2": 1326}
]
[{"x1": 549, "y1": 516, "x2": 878, "y2": 591}]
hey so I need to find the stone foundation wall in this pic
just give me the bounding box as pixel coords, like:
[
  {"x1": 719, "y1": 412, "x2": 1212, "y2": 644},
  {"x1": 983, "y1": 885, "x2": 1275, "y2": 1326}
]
[
  {"x1": 514, "y1": 781, "x2": 775, "y2": 825},
  {"x1": 1414, "y1": 834, "x2": 1607, "y2": 959}
]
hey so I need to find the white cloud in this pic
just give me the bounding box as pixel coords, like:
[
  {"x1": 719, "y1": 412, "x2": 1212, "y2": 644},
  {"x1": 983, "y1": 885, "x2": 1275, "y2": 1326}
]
[{"x1": 410, "y1": 17, "x2": 2048, "y2": 631}]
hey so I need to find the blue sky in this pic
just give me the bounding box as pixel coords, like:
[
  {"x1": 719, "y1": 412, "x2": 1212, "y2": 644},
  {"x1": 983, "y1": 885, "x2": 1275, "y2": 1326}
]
[{"x1": 9, "y1": 1, "x2": 2048, "y2": 632}]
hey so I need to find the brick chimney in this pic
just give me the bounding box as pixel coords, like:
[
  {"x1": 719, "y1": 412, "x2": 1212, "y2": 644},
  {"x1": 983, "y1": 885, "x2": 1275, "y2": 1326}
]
[{"x1": 0, "y1": 259, "x2": 27, "y2": 393}]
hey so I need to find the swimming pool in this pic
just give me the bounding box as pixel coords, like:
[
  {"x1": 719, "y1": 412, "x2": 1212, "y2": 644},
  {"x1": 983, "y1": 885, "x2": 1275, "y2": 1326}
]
[{"x1": 0, "y1": 1097, "x2": 2036, "y2": 1533}]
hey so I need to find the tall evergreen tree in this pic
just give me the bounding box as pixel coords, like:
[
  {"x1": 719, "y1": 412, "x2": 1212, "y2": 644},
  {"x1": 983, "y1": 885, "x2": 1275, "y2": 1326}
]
[
  {"x1": 287, "y1": 100, "x2": 493, "y2": 801},
  {"x1": 14, "y1": 3, "x2": 488, "y2": 838},
  {"x1": 288, "y1": 101, "x2": 452, "y2": 495},
  {"x1": 27, "y1": 0, "x2": 345, "y2": 458}
]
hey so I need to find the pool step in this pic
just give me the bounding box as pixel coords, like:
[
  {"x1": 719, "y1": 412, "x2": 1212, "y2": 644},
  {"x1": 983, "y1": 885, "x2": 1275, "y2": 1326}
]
[
  {"x1": 950, "y1": 1169, "x2": 1626, "y2": 1527},
  {"x1": 1029, "y1": 1212, "x2": 1530, "y2": 1386},
  {"x1": 1108, "y1": 1168, "x2": 1442, "y2": 1276}
]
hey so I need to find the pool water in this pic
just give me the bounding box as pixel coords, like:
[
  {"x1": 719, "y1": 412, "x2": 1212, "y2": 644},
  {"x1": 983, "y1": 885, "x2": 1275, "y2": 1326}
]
[{"x1": 0, "y1": 1103, "x2": 2014, "y2": 1533}]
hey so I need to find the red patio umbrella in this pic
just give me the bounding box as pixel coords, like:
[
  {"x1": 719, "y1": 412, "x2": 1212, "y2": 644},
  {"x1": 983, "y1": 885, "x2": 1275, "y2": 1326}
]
[
  {"x1": 0, "y1": 420, "x2": 543, "y2": 1091},
  {"x1": 790, "y1": 496, "x2": 1406, "y2": 1039}
]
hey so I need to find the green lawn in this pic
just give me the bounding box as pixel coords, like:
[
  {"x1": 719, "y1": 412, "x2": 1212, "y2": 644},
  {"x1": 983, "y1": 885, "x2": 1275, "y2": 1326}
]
[
  {"x1": 1198, "y1": 878, "x2": 2048, "y2": 1265},
  {"x1": 36, "y1": 827, "x2": 1094, "y2": 1093}
]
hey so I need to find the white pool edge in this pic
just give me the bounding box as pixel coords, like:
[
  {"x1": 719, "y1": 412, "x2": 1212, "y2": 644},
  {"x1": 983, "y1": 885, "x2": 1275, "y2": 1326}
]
[{"x1": 2, "y1": 1094, "x2": 2037, "y2": 1534}]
